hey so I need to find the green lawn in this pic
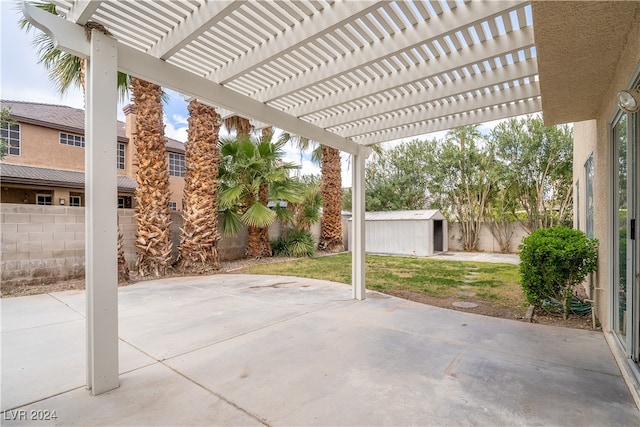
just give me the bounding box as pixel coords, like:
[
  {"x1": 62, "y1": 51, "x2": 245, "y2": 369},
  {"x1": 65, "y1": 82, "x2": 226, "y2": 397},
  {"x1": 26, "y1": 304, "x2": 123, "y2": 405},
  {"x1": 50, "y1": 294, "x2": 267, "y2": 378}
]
[{"x1": 236, "y1": 253, "x2": 525, "y2": 310}]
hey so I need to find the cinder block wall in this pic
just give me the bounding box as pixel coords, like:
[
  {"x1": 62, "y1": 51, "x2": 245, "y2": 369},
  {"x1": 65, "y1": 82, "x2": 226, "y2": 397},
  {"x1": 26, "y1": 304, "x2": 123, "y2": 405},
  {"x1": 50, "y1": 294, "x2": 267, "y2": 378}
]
[
  {"x1": 1, "y1": 204, "x2": 259, "y2": 287},
  {"x1": 1, "y1": 204, "x2": 86, "y2": 287},
  {"x1": 169, "y1": 212, "x2": 248, "y2": 262},
  {"x1": 447, "y1": 222, "x2": 529, "y2": 254}
]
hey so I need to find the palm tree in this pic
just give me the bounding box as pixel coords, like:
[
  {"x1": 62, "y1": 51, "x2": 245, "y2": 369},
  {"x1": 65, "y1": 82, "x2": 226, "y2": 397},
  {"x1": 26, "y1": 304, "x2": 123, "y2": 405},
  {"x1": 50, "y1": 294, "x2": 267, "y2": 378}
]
[
  {"x1": 281, "y1": 132, "x2": 344, "y2": 252},
  {"x1": 175, "y1": 100, "x2": 221, "y2": 273},
  {"x1": 279, "y1": 132, "x2": 344, "y2": 252},
  {"x1": 130, "y1": 78, "x2": 173, "y2": 277},
  {"x1": 224, "y1": 115, "x2": 252, "y2": 137},
  {"x1": 290, "y1": 176, "x2": 322, "y2": 233},
  {"x1": 20, "y1": 3, "x2": 130, "y2": 282},
  {"x1": 219, "y1": 134, "x2": 303, "y2": 258},
  {"x1": 319, "y1": 145, "x2": 344, "y2": 251}
]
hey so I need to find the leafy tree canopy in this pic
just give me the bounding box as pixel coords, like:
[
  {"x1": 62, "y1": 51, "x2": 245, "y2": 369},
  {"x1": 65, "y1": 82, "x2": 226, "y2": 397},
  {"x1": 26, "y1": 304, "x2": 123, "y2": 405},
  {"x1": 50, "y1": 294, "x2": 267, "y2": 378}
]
[{"x1": 346, "y1": 115, "x2": 574, "y2": 250}]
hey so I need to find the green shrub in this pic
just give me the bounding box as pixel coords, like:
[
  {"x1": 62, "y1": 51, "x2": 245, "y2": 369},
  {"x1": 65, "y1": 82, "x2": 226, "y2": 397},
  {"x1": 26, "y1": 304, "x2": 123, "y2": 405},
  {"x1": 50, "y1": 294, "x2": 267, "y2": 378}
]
[
  {"x1": 518, "y1": 226, "x2": 598, "y2": 318},
  {"x1": 271, "y1": 229, "x2": 316, "y2": 258}
]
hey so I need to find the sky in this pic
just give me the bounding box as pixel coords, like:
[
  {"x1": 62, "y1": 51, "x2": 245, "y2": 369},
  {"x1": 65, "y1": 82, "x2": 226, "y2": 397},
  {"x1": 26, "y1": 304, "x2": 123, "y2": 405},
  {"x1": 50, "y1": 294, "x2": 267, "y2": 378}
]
[{"x1": 1, "y1": 0, "x2": 508, "y2": 188}]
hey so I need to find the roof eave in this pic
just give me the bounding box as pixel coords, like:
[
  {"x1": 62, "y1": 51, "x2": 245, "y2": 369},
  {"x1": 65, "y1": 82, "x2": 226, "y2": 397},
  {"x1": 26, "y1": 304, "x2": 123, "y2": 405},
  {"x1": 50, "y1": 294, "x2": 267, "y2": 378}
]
[{"x1": 532, "y1": 1, "x2": 640, "y2": 125}]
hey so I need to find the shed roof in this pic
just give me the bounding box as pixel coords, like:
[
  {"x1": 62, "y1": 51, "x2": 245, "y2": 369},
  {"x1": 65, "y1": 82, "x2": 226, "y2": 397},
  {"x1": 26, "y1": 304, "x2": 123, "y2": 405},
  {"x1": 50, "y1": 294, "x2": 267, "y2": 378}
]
[{"x1": 363, "y1": 210, "x2": 445, "y2": 221}]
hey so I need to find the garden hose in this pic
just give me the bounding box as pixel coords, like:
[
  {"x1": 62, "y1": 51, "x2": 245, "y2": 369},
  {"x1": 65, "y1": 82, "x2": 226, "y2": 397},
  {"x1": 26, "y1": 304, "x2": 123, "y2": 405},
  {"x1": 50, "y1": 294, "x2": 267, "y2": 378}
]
[{"x1": 542, "y1": 297, "x2": 592, "y2": 316}]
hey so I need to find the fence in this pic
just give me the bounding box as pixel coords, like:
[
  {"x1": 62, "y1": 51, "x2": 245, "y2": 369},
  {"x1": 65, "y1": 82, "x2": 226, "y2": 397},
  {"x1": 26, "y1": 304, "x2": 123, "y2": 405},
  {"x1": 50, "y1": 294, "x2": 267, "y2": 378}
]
[
  {"x1": 1, "y1": 204, "x2": 526, "y2": 287},
  {"x1": 1, "y1": 204, "x2": 251, "y2": 287},
  {"x1": 447, "y1": 222, "x2": 529, "y2": 253}
]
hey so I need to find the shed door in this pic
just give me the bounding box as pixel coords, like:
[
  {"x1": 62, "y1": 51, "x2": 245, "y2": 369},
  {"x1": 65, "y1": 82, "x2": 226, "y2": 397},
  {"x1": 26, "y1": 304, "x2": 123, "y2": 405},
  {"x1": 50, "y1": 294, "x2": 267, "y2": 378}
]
[{"x1": 433, "y1": 220, "x2": 444, "y2": 252}]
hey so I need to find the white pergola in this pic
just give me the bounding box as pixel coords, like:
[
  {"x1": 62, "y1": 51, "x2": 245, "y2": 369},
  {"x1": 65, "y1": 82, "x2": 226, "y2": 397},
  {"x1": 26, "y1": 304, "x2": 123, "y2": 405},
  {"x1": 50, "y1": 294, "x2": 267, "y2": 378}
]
[{"x1": 22, "y1": 0, "x2": 540, "y2": 395}]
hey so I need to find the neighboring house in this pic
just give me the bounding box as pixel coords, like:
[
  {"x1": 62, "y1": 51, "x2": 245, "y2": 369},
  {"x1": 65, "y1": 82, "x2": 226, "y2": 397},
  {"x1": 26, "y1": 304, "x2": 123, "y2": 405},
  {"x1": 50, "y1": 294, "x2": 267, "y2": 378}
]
[
  {"x1": 0, "y1": 100, "x2": 186, "y2": 210},
  {"x1": 532, "y1": 3, "x2": 640, "y2": 396}
]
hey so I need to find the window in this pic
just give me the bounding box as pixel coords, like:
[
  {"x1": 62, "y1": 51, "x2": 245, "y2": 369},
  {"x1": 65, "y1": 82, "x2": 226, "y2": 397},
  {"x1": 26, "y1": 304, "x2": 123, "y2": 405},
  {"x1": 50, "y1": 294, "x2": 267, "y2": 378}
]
[
  {"x1": 69, "y1": 196, "x2": 82, "y2": 207},
  {"x1": 169, "y1": 201, "x2": 177, "y2": 211},
  {"x1": 117, "y1": 143, "x2": 126, "y2": 170},
  {"x1": 36, "y1": 194, "x2": 52, "y2": 205},
  {"x1": 584, "y1": 154, "x2": 594, "y2": 239},
  {"x1": 118, "y1": 196, "x2": 132, "y2": 209},
  {"x1": 168, "y1": 152, "x2": 185, "y2": 177},
  {"x1": 1, "y1": 122, "x2": 20, "y2": 156},
  {"x1": 59, "y1": 132, "x2": 85, "y2": 147},
  {"x1": 575, "y1": 180, "x2": 580, "y2": 230}
]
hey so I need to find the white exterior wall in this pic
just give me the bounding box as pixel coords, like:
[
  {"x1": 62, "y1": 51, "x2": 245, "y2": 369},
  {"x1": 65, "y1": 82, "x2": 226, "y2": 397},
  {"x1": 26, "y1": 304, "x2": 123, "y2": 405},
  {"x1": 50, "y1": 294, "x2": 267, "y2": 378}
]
[{"x1": 366, "y1": 219, "x2": 431, "y2": 256}]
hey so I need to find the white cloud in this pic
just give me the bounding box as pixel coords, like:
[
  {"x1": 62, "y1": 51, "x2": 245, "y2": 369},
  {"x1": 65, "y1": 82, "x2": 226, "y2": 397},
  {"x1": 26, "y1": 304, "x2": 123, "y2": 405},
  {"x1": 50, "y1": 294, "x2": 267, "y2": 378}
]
[
  {"x1": 172, "y1": 114, "x2": 188, "y2": 126},
  {"x1": 1, "y1": 3, "x2": 85, "y2": 108},
  {"x1": 163, "y1": 115, "x2": 188, "y2": 142}
]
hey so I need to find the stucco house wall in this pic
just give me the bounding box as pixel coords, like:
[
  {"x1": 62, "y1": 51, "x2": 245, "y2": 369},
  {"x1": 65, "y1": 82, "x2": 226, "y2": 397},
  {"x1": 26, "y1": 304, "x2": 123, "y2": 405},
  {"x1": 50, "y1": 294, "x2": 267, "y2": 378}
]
[
  {"x1": 0, "y1": 101, "x2": 186, "y2": 211},
  {"x1": 573, "y1": 14, "x2": 640, "y2": 332}
]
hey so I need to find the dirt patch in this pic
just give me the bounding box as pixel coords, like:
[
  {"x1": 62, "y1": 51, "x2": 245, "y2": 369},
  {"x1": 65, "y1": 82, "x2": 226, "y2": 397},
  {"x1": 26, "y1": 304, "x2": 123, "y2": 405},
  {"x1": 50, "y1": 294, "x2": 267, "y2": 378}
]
[
  {"x1": 1, "y1": 255, "x2": 597, "y2": 331},
  {"x1": 382, "y1": 289, "x2": 597, "y2": 330}
]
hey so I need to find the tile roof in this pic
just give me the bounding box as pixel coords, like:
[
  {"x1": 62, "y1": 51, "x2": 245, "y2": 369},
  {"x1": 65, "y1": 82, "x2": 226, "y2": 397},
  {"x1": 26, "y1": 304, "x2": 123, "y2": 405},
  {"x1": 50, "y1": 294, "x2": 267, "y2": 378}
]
[
  {"x1": 1, "y1": 100, "x2": 184, "y2": 152},
  {"x1": 0, "y1": 163, "x2": 136, "y2": 192}
]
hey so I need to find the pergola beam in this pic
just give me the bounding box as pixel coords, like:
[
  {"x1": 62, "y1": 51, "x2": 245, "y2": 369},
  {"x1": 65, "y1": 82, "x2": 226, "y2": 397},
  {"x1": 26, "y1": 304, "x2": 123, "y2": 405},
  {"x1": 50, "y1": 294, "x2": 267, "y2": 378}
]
[
  {"x1": 67, "y1": 0, "x2": 103, "y2": 25},
  {"x1": 311, "y1": 56, "x2": 538, "y2": 129},
  {"x1": 351, "y1": 145, "x2": 372, "y2": 301},
  {"x1": 291, "y1": 28, "x2": 535, "y2": 119},
  {"x1": 147, "y1": 1, "x2": 245, "y2": 60},
  {"x1": 253, "y1": 1, "x2": 523, "y2": 102},
  {"x1": 22, "y1": 2, "x2": 359, "y2": 155},
  {"x1": 353, "y1": 98, "x2": 542, "y2": 145},
  {"x1": 339, "y1": 81, "x2": 540, "y2": 138},
  {"x1": 85, "y1": 29, "x2": 119, "y2": 395},
  {"x1": 209, "y1": 1, "x2": 385, "y2": 84}
]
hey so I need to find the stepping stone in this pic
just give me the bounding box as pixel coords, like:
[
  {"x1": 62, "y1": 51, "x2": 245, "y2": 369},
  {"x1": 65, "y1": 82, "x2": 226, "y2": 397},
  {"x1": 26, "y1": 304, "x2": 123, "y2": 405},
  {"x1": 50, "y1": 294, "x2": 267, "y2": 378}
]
[
  {"x1": 459, "y1": 285, "x2": 471, "y2": 289},
  {"x1": 458, "y1": 291, "x2": 476, "y2": 297},
  {"x1": 452, "y1": 301, "x2": 479, "y2": 308},
  {"x1": 462, "y1": 280, "x2": 474, "y2": 283},
  {"x1": 466, "y1": 272, "x2": 480, "y2": 276}
]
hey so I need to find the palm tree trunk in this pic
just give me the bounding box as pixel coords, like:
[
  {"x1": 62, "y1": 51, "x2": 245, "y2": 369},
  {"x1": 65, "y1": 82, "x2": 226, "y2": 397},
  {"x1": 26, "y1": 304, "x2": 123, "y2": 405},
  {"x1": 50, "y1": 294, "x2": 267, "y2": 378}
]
[
  {"x1": 244, "y1": 181, "x2": 272, "y2": 258},
  {"x1": 117, "y1": 227, "x2": 130, "y2": 283},
  {"x1": 176, "y1": 100, "x2": 221, "y2": 273},
  {"x1": 131, "y1": 78, "x2": 173, "y2": 277},
  {"x1": 319, "y1": 145, "x2": 344, "y2": 252},
  {"x1": 244, "y1": 189, "x2": 272, "y2": 258}
]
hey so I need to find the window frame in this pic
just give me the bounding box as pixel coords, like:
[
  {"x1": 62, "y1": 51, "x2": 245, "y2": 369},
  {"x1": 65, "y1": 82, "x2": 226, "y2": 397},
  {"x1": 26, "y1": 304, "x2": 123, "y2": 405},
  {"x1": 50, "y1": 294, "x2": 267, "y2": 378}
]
[
  {"x1": 117, "y1": 142, "x2": 126, "y2": 170},
  {"x1": 1, "y1": 121, "x2": 21, "y2": 156},
  {"x1": 168, "y1": 152, "x2": 185, "y2": 177},
  {"x1": 584, "y1": 153, "x2": 594, "y2": 239},
  {"x1": 59, "y1": 132, "x2": 85, "y2": 148},
  {"x1": 36, "y1": 194, "x2": 53, "y2": 206}
]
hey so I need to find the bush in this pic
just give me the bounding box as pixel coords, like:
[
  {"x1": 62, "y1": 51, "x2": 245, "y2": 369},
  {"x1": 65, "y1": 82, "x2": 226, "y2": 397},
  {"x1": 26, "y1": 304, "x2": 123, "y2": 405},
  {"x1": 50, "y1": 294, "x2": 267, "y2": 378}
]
[
  {"x1": 271, "y1": 229, "x2": 316, "y2": 258},
  {"x1": 518, "y1": 226, "x2": 598, "y2": 318}
]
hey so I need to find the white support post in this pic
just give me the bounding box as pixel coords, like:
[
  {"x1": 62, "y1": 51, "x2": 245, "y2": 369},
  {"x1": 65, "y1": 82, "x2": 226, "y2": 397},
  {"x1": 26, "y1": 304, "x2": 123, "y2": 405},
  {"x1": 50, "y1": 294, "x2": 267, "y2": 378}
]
[
  {"x1": 351, "y1": 145, "x2": 372, "y2": 300},
  {"x1": 85, "y1": 29, "x2": 119, "y2": 395}
]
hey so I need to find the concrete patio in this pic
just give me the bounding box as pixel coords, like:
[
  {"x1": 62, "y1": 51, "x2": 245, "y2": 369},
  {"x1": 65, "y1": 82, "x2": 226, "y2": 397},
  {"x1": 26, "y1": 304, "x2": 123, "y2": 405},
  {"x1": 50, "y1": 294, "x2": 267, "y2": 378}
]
[{"x1": 1, "y1": 274, "x2": 638, "y2": 426}]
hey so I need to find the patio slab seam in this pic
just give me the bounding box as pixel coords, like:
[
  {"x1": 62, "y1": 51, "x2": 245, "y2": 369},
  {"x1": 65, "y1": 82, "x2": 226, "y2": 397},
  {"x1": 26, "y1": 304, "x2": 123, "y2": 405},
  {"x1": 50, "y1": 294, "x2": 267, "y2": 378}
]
[
  {"x1": 161, "y1": 361, "x2": 269, "y2": 426},
  {"x1": 1, "y1": 317, "x2": 82, "y2": 334},
  {"x1": 1, "y1": 384, "x2": 86, "y2": 414},
  {"x1": 47, "y1": 292, "x2": 84, "y2": 312}
]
